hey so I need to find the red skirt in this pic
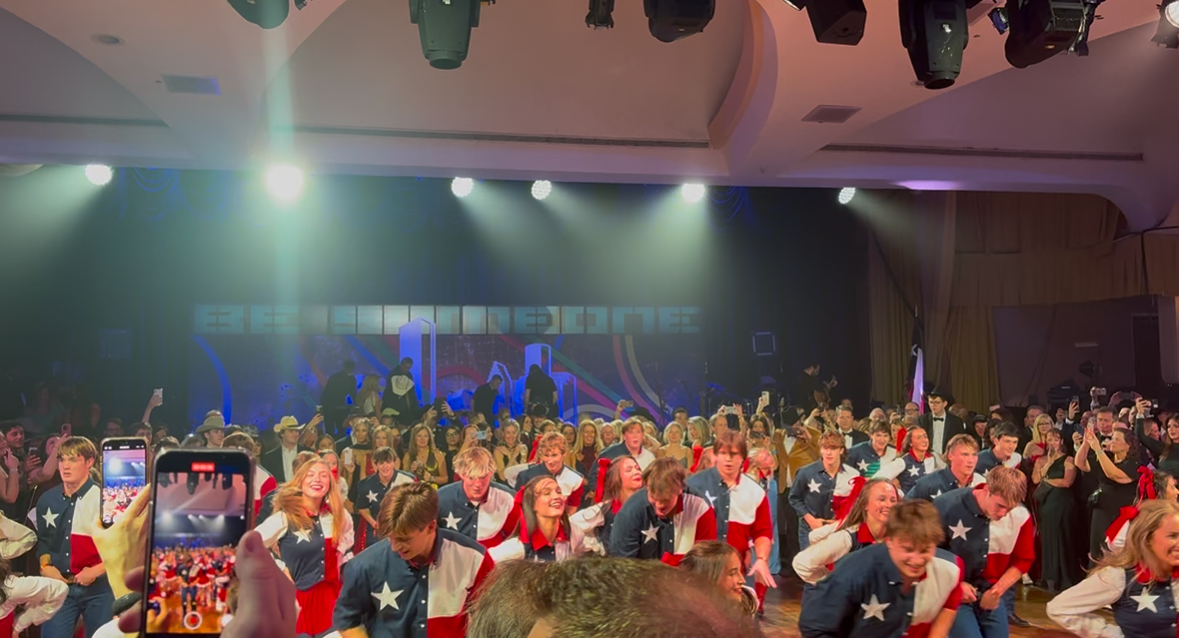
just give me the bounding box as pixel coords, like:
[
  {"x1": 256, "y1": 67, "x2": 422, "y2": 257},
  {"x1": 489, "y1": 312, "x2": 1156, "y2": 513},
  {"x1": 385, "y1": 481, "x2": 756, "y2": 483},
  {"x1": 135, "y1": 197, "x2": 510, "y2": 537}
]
[{"x1": 295, "y1": 579, "x2": 340, "y2": 636}]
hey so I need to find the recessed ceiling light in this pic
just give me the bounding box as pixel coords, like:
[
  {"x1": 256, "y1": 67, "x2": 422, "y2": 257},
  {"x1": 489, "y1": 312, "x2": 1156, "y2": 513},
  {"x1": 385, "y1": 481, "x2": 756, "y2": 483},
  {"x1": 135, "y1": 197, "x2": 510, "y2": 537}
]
[{"x1": 92, "y1": 34, "x2": 124, "y2": 46}]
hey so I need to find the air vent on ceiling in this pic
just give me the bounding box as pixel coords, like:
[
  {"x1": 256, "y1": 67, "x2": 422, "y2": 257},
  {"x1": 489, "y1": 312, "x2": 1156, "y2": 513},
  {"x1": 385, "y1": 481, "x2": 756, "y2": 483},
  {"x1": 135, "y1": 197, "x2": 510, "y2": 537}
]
[
  {"x1": 801, "y1": 105, "x2": 862, "y2": 124},
  {"x1": 162, "y1": 75, "x2": 221, "y2": 95}
]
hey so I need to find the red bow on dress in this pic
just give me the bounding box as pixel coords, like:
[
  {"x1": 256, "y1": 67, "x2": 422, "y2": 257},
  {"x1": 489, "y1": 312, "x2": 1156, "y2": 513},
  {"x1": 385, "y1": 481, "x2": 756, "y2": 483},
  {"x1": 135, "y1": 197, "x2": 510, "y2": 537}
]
[
  {"x1": 832, "y1": 476, "x2": 866, "y2": 521},
  {"x1": 1106, "y1": 505, "x2": 1139, "y2": 545},
  {"x1": 1138, "y1": 466, "x2": 1157, "y2": 501},
  {"x1": 690, "y1": 445, "x2": 705, "y2": 473},
  {"x1": 594, "y1": 457, "x2": 612, "y2": 504},
  {"x1": 894, "y1": 428, "x2": 907, "y2": 454}
]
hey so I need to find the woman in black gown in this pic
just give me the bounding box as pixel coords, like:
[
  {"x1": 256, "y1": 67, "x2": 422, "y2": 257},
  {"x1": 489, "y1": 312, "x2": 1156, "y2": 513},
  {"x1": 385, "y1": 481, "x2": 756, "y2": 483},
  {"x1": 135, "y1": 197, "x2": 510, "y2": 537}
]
[
  {"x1": 1075, "y1": 425, "x2": 1141, "y2": 562},
  {"x1": 1031, "y1": 428, "x2": 1078, "y2": 591}
]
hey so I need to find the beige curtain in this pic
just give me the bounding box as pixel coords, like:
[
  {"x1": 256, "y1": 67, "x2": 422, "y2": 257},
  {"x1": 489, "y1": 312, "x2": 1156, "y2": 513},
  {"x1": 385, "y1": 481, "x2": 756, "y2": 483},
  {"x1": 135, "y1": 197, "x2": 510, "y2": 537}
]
[
  {"x1": 868, "y1": 215, "x2": 922, "y2": 403},
  {"x1": 945, "y1": 306, "x2": 1000, "y2": 412}
]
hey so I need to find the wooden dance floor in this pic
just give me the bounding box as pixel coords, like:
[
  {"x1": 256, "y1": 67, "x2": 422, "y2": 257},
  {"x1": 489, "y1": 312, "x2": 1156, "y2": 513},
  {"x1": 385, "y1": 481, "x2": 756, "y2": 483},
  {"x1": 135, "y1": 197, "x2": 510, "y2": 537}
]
[{"x1": 763, "y1": 577, "x2": 1075, "y2": 637}]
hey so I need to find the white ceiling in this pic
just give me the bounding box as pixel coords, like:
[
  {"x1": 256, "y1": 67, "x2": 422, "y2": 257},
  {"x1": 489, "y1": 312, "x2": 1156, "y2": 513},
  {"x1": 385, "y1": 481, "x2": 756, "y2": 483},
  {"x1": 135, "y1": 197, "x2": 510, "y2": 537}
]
[{"x1": 0, "y1": 0, "x2": 1172, "y2": 228}]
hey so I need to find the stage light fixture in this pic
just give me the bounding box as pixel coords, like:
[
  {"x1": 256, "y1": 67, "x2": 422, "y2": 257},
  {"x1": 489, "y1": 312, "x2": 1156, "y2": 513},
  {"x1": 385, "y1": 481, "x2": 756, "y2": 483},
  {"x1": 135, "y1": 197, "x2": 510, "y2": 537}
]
[
  {"x1": 409, "y1": 0, "x2": 482, "y2": 69},
  {"x1": 452, "y1": 177, "x2": 475, "y2": 198},
  {"x1": 531, "y1": 180, "x2": 552, "y2": 201},
  {"x1": 900, "y1": 0, "x2": 967, "y2": 89},
  {"x1": 226, "y1": 0, "x2": 290, "y2": 29},
  {"x1": 85, "y1": 164, "x2": 113, "y2": 186},
  {"x1": 1004, "y1": 0, "x2": 1086, "y2": 68},
  {"x1": 644, "y1": 0, "x2": 715, "y2": 42},
  {"x1": 805, "y1": 0, "x2": 867, "y2": 45},
  {"x1": 265, "y1": 164, "x2": 305, "y2": 203},
  {"x1": 838, "y1": 187, "x2": 856, "y2": 204},
  {"x1": 681, "y1": 183, "x2": 706, "y2": 203},
  {"x1": 587, "y1": 0, "x2": 616, "y2": 28},
  {"x1": 1153, "y1": 0, "x2": 1179, "y2": 48}
]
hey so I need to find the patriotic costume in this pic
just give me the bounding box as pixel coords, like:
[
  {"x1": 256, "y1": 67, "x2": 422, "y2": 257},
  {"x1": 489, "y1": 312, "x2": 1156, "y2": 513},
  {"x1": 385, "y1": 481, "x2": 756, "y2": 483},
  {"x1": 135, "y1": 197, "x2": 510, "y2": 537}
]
[
  {"x1": 974, "y1": 449, "x2": 1022, "y2": 476},
  {"x1": 436, "y1": 481, "x2": 518, "y2": 549},
  {"x1": 0, "y1": 513, "x2": 36, "y2": 559},
  {"x1": 876, "y1": 451, "x2": 943, "y2": 495},
  {"x1": 29, "y1": 479, "x2": 112, "y2": 638},
  {"x1": 253, "y1": 465, "x2": 278, "y2": 518},
  {"x1": 787, "y1": 461, "x2": 860, "y2": 549},
  {"x1": 845, "y1": 442, "x2": 898, "y2": 478},
  {"x1": 513, "y1": 464, "x2": 584, "y2": 511},
  {"x1": 599, "y1": 442, "x2": 656, "y2": 470},
  {"x1": 356, "y1": 471, "x2": 417, "y2": 548},
  {"x1": 258, "y1": 509, "x2": 354, "y2": 636},
  {"x1": 488, "y1": 523, "x2": 572, "y2": 563},
  {"x1": 1048, "y1": 565, "x2": 1179, "y2": 638},
  {"x1": 933, "y1": 486, "x2": 1034, "y2": 638},
  {"x1": 907, "y1": 468, "x2": 986, "y2": 502},
  {"x1": 607, "y1": 488, "x2": 717, "y2": 565},
  {"x1": 0, "y1": 576, "x2": 68, "y2": 638},
  {"x1": 334, "y1": 530, "x2": 493, "y2": 638},
  {"x1": 793, "y1": 522, "x2": 881, "y2": 585},
  {"x1": 798, "y1": 543, "x2": 964, "y2": 638},
  {"x1": 568, "y1": 500, "x2": 623, "y2": 556}
]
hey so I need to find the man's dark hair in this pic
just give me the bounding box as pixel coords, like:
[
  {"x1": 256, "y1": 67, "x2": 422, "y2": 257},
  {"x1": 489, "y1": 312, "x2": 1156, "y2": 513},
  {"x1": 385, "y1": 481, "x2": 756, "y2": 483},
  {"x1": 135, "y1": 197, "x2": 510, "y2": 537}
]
[
  {"x1": 342, "y1": 360, "x2": 356, "y2": 373},
  {"x1": 106, "y1": 417, "x2": 123, "y2": 428},
  {"x1": 400, "y1": 357, "x2": 414, "y2": 367},
  {"x1": 491, "y1": 374, "x2": 503, "y2": 382},
  {"x1": 672, "y1": 406, "x2": 688, "y2": 418},
  {"x1": 0, "y1": 421, "x2": 22, "y2": 435},
  {"x1": 989, "y1": 421, "x2": 1019, "y2": 442},
  {"x1": 1095, "y1": 406, "x2": 1116, "y2": 417}
]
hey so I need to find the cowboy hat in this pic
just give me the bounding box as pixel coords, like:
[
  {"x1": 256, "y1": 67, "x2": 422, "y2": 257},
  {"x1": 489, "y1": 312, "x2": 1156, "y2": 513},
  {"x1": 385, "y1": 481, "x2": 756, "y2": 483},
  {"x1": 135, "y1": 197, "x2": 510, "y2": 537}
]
[
  {"x1": 273, "y1": 416, "x2": 304, "y2": 433},
  {"x1": 195, "y1": 415, "x2": 225, "y2": 435}
]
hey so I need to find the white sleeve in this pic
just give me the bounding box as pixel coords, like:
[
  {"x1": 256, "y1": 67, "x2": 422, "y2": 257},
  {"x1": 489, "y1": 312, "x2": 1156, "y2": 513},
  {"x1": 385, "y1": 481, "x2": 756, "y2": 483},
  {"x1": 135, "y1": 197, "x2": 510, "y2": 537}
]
[
  {"x1": 255, "y1": 511, "x2": 289, "y2": 549},
  {"x1": 875, "y1": 458, "x2": 905, "y2": 481},
  {"x1": 4, "y1": 576, "x2": 68, "y2": 632},
  {"x1": 0, "y1": 514, "x2": 37, "y2": 559},
  {"x1": 488, "y1": 538, "x2": 524, "y2": 563},
  {"x1": 568, "y1": 507, "x2": 605, "y2": 556},
  {"x1": 1045, "y1": 567, "x2": 1126, "y2": 638},
  {"x1": 808, "y1": 521, "x2": 838, "y2": 545},
  {"x1": 337, "y1": 513, "x2": 355, "y2": 563},
  {"x1": 791, "y1": 530, "x2": 853, "y2": 585}
]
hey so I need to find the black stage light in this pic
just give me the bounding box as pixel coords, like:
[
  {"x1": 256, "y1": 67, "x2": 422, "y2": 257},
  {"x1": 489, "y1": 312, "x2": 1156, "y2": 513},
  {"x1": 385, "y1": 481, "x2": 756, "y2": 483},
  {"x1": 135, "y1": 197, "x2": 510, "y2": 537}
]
[
  {"x1": 1004, "y1": 0, "x2": 1085, "y2": 68},
  {"x1": 409, "y1": 0, "x2": 483, "y2": 70},
  {"x1": 1153, "y1": 0, "x2": 1179, "y2": 48},
  {"x1": 643, "y1": 0, "x2": 716, "y2": 42},
  {"x1": 806, "y1": 0, "x2": 867, "y2": 45},
  {"x1": 227, "y1": 0, "x2": 290, "y2": 29},
  {"x1": 587, "y1": 0, "x2": 615, "y2": 28},
  {"x1": 900, "y1": 0, "x2": 967, "y2": 89}
]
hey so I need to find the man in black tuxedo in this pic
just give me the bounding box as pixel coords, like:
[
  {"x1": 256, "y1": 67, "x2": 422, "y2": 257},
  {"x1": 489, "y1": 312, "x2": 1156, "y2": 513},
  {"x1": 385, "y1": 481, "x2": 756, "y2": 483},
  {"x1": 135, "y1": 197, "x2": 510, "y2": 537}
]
[
  {"x1": 261, "y1": 415, "x2": 316, "y2": 484},
  {"x1": 917, "y1": 388, "x2": 969, "y2": 456},
  {"x1": 834, "y1": 405, "x2": 868, "y2": 449}
]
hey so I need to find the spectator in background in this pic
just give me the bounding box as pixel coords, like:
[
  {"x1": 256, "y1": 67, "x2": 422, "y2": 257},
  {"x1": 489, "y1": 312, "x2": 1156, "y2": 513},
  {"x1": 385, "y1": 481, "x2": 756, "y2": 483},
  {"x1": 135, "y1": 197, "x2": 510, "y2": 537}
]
[
  {"x1": 917, "y1": 388, "x2": 969, "y2": 456},
  {"x1": 493, "y1": 421, "x2": 527, "y2": 485},
  {"x1": 320, "y1": 360, "x2": 356, "y2": 437},
  {"x1": 262, "y1": 416, "x2": 315, "y2": 484},
  {"x1": 472, "y1": 375, "x2": 502, "y2": 425},
  {"x1": 22, "y1": 382, "x2": 64, "y2": 437},
  {"x1": 524, "y1": 365, "x2": 558, "y2": 419},
  {"x1": 196, "y1": 415, "x2": 226, "y2": 448},
  {"x1": 1031, "y1": 428, "x2": 1078, "y2": 592},
  {"x1": 833, "y1": 405, "x2": 867, "y2": 450},
  {"x1": 383, "y1": 358, "x2": 420, "y2": 427},
  {"x1": 102, "y1": 418, "x2": 123, "y2": 439},
  {"x1": 1076, "y1": 422, "x2": 1140, "y2": 562},
  {"x1": 355, "y1": 375, "x2": 383, "y2": 417}
]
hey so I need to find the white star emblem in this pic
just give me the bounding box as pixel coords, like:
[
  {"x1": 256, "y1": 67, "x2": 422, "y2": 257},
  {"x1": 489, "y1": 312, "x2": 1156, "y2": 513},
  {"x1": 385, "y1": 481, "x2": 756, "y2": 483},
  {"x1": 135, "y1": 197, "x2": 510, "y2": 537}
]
[
  {"x1": 366, "y1": 490, "x2": 379, "y2": 504},
  {"x1": 807, "y1": 479, "x2": 821, "y2": 493},
  {"x1": 704, "y1": 490, "x2": 717, "y2": 506},
  {"x1": 1131, "y1": 591, "x2": 1159, "y2": 612},
  {"x1": 42, "y1": 509, "x2": 58, "y2": 528},
  {"x1": 371, "y1": 583, "x2": 403, "y2": 611},
  {"x1": 933, "y1": 490, "x2": 943, "y2": 498},
  {"x1": 856, "y1": 460, "x2": 869, "y2": 472},
  {"x1": 948, "y1": 520, "x2": 972, "y2": 540},
  {"x1": 641, "y1": 524, "x2": 659, "y2": 544},
  {"x1": 443, "y1": 511, "x2": 461, "y2": 530},
  {"x1": 293, "y1": 530, "x2": 311, "y2": 543},
  {"x1": 861, "y1": 594, "x2": 890, "y2": 621},
  {"x1": 907, "y1": 466, "x2": 922, "y2": 477}
]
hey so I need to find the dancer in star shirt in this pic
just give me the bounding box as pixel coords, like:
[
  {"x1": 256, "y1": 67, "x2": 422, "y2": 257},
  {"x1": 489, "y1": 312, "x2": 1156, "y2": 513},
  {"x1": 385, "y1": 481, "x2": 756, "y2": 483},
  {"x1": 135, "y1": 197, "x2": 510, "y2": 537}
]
[
  {"x1": 908, "y1": 434, "x2": 985, "y2": 502},
  {"x1": 875, "y1": 426, "x2": 943, "y2": 495},
  {"x1": 798, "y1": 500, "x2": 964, "y2": 638},
  {"x1": 932, "y1": 466, "x2": 1033, "y2": 638},
  {"x1": 356, "y1": 447, "x2": 417, "y2": 550},
  {"x1": 608, "y1": 457, "x2": 716, "y2": 565},
  {"x1": 788, "y1": 431, "x2": 860, "y2": 550},
  {"x1": 436, "y1": 447, "x2": 518, "y2": 549},
  {"x1": 334, "y1": 483, "x2": 493, "y2": 638},
  {"x1": 489, "y1": 475, "x2": 572, "y2": 563},
  {"x1": 845, "y1": 422, "x2": 898, "y2": 478},
  {"x1": 514, "y1": 433, "x2": 584, "y2": 516},
  {"x1": 569, "y1": 455, "x2": 643, "y2": 556},
  {"x1": 793, "y1": 478, "x2": 899, "y2": 584},
  {"x1": 975, "y1": 423, "x2": 1022, "y2": 475},
  {"x1": 1048, "y1": 499, "x2": 1179, "y2": 638},
  {"x1": 257, "y1": 456, "x2": 354, "y2": 637}
]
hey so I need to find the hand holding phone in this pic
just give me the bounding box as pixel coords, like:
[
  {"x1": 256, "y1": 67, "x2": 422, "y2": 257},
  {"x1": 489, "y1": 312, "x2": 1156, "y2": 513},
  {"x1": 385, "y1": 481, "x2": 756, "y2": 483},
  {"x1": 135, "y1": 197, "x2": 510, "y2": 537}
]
[{"x1": 102, "y1": 438, "x2": 148, "y2": 528}]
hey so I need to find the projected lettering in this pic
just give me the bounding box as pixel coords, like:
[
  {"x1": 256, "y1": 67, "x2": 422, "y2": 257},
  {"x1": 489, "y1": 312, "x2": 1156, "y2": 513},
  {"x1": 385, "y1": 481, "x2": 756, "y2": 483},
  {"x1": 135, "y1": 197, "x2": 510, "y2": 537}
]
[{"x1": 194, "y1": 305, "x2": 701, "y2": 335}]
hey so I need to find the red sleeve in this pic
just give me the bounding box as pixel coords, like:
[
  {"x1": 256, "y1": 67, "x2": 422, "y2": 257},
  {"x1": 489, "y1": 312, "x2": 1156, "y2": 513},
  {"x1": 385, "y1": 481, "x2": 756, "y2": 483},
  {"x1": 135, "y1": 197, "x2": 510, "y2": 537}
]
[
  {"x1": 568, "y1": 482, "x2": 584, "y2": 511},
  {"x1": 943, "y1": 556, "x2": 965, "y2": 610},
  {"x1": 1008, "y1": 517, "x2": 1036, "y2": 574},
  {"x1": 751, "y1": 496, "x2": 773, "y2": 541},
  {"x1": 501, "y1": 500, "x2": 523, "y2": 541},
  {"x1": 695, "y1": 507, "x2": 717, "y2": 543}
]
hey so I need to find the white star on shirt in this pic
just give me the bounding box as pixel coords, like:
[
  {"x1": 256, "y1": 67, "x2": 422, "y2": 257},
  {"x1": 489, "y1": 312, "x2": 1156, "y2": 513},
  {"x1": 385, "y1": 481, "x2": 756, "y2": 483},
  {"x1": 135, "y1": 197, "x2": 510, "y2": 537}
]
[
  {"x1": 807, "y1": 479, "x2": 821, "y2": 493},
  {"x1": 704, "y1": 490, "x2": 717, "y2": 506},
  {"x1": 856, "y1": 460, "x2": 869, "y2": 472},
  {"x1": 933, "y1": 490, "x2": 943, "y2": 498},
  {"x1": 371, "y1": 583, "x2": 403, "y2": 611},
  {"x1": 42, "y1": 509, "x2": 58, "y2": 528},
  {"x1": 861, "y1": 594, "x2": 890, "y2": 621},
  {"x1": 948, "y1": 520, "x2": 973, "y2": 540},
  {"x1": 366, "y1": 490, "x2": 379, "y2": 504},
  {"x1": 443, "y1": 511, "x2": 461, "y2": 530},
  {"x1": 293, "y1": 530, "x2": 311, "y2": 543},
  {"x1": 641, "y1": 524, "x2": 659, "y2": 544},
  {"x1": 1131, "y1": 591, "x2": 1159, "y2": 612},
  {"x1": 907, "y1": 466, "x2": 922, "y2": 477}
]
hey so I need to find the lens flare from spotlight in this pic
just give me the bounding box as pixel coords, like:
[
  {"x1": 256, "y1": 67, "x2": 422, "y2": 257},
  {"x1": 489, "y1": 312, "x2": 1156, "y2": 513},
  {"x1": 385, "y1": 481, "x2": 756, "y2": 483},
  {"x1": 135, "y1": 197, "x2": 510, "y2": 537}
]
[
  {"x1": 681, "y1": 183, "x2": 706, "y2": 203},
  {"x1": 265, "y1": 164, "x2": 305, "y2": 203},
  {"x1": 85, "y1": 164, "x2": 113, "y2": 186},
  {"x1": 452, "y1": 177, "x2": 475, "y2": 198},
  {"x1": 531, "y1": 180, "x2": 553, "y2": 201},
  {"x1": 838, "y1": 187, "x2": 856, "y2": 204},
  {"x1": 1167, "y1": 1, "x2": 1179, "y2": 27}
]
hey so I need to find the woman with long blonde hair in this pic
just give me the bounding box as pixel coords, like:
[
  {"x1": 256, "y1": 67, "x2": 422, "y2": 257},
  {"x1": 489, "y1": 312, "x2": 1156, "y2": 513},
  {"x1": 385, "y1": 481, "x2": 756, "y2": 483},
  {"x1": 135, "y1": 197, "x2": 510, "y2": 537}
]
[
  {"x1": 1023, "y1": 413, "x2": 1056, "y2": 459},
  {"x1": 257, "y1": 456, "x2": 354, "y2": 636},
  {"x1": 355, "y1": 374, "x2": 383, "y2": 416},
  {"x1": 494, "y1": 421, "x2": 528, "y2": 484},
  {"x1": 1048, "y1": 499, "x2": 1179, "y2": 636},
  {"x1": 402, "y1": 423, "x2": 448, "y2": 487}
]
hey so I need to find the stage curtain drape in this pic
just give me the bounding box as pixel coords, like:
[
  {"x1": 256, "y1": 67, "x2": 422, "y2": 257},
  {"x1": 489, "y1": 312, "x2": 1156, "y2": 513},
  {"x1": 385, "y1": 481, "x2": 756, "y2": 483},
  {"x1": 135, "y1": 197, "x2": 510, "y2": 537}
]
[{"x1": 867, "y1": 191, "x2": 923, "y2": 404}]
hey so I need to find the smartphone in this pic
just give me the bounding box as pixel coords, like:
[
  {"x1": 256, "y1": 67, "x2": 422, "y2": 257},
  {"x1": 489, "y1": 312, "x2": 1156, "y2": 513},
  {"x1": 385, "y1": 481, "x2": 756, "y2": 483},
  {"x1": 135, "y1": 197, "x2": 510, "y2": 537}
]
[
  {"x1": 144, "y1": 449, "x2": 253, "y2": 636},
  {"x1": 61, "y1": 422, "x2": 72, "y2": 438},
  {"x1": 343, "y1": 447, "x2": 354, "y2": 467},
  {"x1": 760, "y1": 391, "x2": 770, "y2": 403},
  {"x1": 475, "y1": 430, "x2": 487, "y2": 441},
  {"x1": 102, "y1": 437, "x2": 149, "y2": 528},
  {"x1": 154, "y1": 388, "x2": 164, "y2": 400}
]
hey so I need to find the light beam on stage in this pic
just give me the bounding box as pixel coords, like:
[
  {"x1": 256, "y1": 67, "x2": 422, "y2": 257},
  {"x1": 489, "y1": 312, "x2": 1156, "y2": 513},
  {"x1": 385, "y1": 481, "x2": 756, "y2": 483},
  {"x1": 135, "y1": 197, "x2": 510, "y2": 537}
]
[
  {"x1": 681, "y1": 183, "x2": 706, "y2": 203},
  {"x1": 85, "y1": 165, "x2": 113, "y2": 186},
  {"x1": 452, "y1": 177, "x2": 475, "y2": 198},
  {"x1": 531, "y1": 180, "x2": 552, "y2": 201}
]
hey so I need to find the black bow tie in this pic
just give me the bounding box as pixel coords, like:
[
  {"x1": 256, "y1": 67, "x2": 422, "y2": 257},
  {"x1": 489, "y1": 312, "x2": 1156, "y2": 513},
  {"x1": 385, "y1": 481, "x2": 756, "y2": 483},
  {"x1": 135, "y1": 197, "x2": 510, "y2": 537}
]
[{"x1": 933, "y1": 417, "x2": 945, "y2": 422}]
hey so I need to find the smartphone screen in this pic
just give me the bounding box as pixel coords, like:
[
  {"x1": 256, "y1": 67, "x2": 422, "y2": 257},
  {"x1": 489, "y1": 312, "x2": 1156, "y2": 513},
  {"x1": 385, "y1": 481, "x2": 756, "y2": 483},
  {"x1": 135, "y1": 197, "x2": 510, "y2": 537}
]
[
  {"x1": 145, "y1": 450, "x2": 253, "y2": 637},
  {"x1": 102, "y1": 437, "x2": 148, "y2": 528}
]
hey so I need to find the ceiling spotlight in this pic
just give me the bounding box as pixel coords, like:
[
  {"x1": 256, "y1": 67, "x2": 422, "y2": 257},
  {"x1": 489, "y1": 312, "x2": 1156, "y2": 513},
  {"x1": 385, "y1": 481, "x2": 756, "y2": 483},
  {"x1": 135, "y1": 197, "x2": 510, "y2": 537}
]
[
  {"x1": 587, "y1": 0, "x2": 616, "y2": 28},
  {"x1": 645, "y1": 0, "x2": 715, "y2": 42},
  {"x1": 452, "y1": 177, "x2": 475, "y2": 198},
  {"x1": 226, "y1": 0, "x2": 290, "y2": 29},
  {"x1": 805, "y1": 0, "x2": 867, "y2": 45},
  {"x1": 264, "y1": 163, "x2": 305, "y2": 203},
  {"x1": 838, "y1": 187, "x2": 856, "y2": 204},
  {"x1": 900, "y1": 0, "x2": 967, "y2": 89},
  {"x1": 531, "y1": 180, "x2": 553, "y2": 201},
  {"x1": 1004, "y1": 0, "x2": 1086, "y2": 68},
  {"x1": 1154, "y1": 0, "x2": 1179, "y2": 47},
  {"x1": 681, "y1": 183, "x2": 706, "y2": 203},
  {"x1": 85, "y1": 164, "x2": 113, "y2": 186},
  {"x1": 410, "y1": 0, "x2": 482, "y2": 69}
]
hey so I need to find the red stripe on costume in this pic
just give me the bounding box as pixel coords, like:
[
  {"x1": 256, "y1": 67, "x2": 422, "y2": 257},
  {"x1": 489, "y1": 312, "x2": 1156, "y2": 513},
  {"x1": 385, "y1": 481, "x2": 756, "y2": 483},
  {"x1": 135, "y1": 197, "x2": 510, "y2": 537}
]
[
  {"x1": 945, "y1": 555, "x2": 965, "y2": 610},
  {"x1": 982, "y1": 517, "x2": 1035, "y2": 582},
  {"x1": 594, "y1": 458, "x2": 611, "y2": 503},
  {"x1": 428, "y1": 615, "x2": 467, "y2": 638},
  {"x1": 70, "y1": 535, "x2": 101, "y2": 574},
  {"x1": 1107, "y1": 506, "x2": 1138, "y2": 544}
]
